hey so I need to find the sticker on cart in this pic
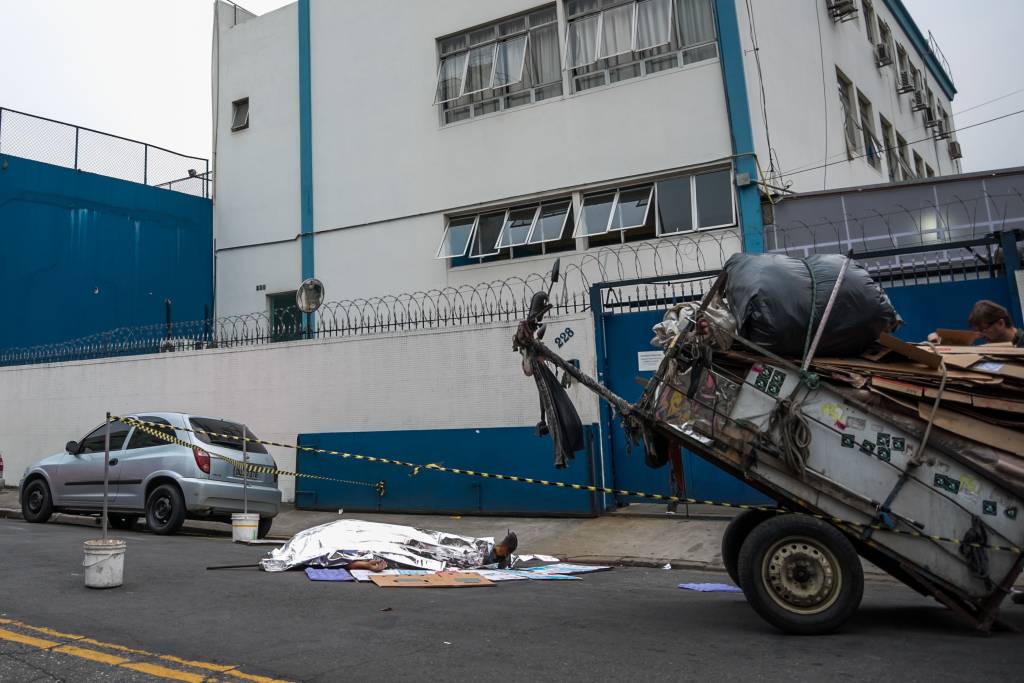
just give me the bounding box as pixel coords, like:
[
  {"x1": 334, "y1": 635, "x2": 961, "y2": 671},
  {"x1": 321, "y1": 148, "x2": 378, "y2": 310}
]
[
  {"x1": 846, "y1": 416, "x2": 866, "y2": 430},
  {"x1": 859, "y1": 441, "x2": 875, "y2": 455},
  {"x1": 1006, "y1": 507, "x2": 1019, "y2": 520},
  {"x1": 934, "y1": 473, "x2": 960, "y2": 495},
  {"x1": 821, "y1": 403, "x2": 844, "y2": 424},
  {"x1": 767, "y1": 372, "x2": 786, "y2": 396},
  {"x1": 876, "y1": 433, "x2": 890, "y2": 448},
  {"x1": 892, "y1": 437, "x2": 906, "y2": 451},
  {"x1": 958, "y1": 475, "x2": 980, "y2": 502},
  {"x1": 876, "y1": 446, "x2": 891, "y2": 463},
  {"x1": 982, "y1": 500, "x2": 998, "y2": 516},
  {"x1": 841, "y1": 434, "x2": 856, "y2": 448}
]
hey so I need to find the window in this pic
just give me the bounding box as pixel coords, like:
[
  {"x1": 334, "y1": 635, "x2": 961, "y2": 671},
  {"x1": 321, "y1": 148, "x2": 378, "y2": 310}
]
[
  {"x1": 78, "y1": 421, "x2": 131, "y2": 454},
  {"x1": 925, "y1": 164, "x2": 935, "y2": 178},
  {"x1": 268, "y1": 291, "x2": 302, "y2": 342},
  {"x1": 896, "y1": 132, "x2": 910, "y2": 180},
  {"x1": 913, "y1": 151, "x2": 924, "y2": 179},
  {"x1": 880, "y1": 116, "x2": 897, "y2": 182},
  {"x1": 436, "y1": 6, "x2": 562, "y2": 125},
  {"x1": 878, "y1": 20, "x2": 893, "y2": 59},
  {"x1": 925, "y1": 86, "x2": 935, "y2": 123},
  {"x1": 578, "y1": 167, "x2": 733, "y2": 240},
  {"x1": 126, "y1": 417, "x2": 177, "y2": 450},
  {"x1": 231, "y1": 98, "x2": 249, "y2": 132},
  {"x1": 566, "y1": 0, "x2": 717, "y2": 93},
  {"x1": 836, "y1": 69, "x2": 858, "y2": 158},
  {"x1": 438, "y1": 200, "x2": 576, "y2": 266},
  {"x1": 857, "y1": 91, "x2": 880, "y2": 170},
  {"x1": 862, "y1": 0, "x2": 876, "y2": 44},
  {"x1": 910, "y1": 65, "x2": 922, "y2": 93},
  {"x1": 190, "y1": 417, "x2": 269, "y2": 455}
]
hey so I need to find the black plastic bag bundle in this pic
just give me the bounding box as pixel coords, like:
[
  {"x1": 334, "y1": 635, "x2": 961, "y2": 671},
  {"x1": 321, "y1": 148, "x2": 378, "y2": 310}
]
[{"x1": 723, "y1": 253, "x2": 899, "y2": 358}]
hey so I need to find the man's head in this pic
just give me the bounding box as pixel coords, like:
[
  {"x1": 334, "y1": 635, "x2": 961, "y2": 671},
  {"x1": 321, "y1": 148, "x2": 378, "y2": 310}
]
[{"x1": 968, "y1": 300, "x2": 1017, "y2": 343}]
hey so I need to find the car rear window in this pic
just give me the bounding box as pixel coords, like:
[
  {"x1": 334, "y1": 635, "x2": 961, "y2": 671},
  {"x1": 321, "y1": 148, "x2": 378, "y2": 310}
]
[{"x1": 189, "y1": 417, "x2": 269, "y2": 454}]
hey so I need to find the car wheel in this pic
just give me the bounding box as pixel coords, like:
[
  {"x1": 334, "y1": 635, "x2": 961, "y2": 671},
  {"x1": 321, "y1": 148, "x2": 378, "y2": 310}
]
[
  {"x1": 737, "y1": 514, "x2": 864, "y2": 635},
  {"x1": 257, "y1": 517, "x2": 273, "y2": 539},
  {"x1": 145, "y1": 484, "x2": 186, "y2": 535},
  {"x1": 21, "y1": 479, "x2": 53, "y2": 523},
  {"x1": 721, "y1": 509, "x2": 776, "y2": 587},
  {"x1": 108, "y1": 513, "x2": 139, "y2": 531}
]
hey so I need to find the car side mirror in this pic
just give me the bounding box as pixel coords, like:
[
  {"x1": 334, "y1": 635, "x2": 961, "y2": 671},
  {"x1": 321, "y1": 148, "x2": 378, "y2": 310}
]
[{"x1": 65, "y1": 440, "x2": 79, "y2": 455}]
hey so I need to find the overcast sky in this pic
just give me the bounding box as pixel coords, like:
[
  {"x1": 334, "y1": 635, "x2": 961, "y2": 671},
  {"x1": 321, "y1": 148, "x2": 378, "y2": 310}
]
[{"x1": 0, "y1": 0, "x2": 1020, "y2": 174}]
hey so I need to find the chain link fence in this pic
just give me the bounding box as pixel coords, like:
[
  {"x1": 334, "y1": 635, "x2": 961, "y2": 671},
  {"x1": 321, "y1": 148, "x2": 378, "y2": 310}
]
[{"x1": 0, "y1": 107, "x2": 210, "y2": 197}]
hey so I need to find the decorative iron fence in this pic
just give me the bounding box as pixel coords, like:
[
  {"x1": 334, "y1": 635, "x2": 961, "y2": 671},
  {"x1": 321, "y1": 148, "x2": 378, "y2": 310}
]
[{"x1": 0, "y1": 107, "x2": 210, "y2": 198}]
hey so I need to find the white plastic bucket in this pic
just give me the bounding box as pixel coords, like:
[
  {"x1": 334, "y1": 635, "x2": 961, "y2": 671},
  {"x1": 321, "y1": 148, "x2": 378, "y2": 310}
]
[
  {"x1": 231, "y1": 512, "x2": 259, "y2": 543},
  {"x1": 83, "y1": 539, "x2": 126, "y2": 589}
]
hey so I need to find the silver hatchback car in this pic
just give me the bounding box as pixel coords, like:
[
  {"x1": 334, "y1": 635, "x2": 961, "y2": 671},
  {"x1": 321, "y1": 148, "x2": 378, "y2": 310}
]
[{"x1": 19, "y1": 412, "x2": 282, "y2": 537}]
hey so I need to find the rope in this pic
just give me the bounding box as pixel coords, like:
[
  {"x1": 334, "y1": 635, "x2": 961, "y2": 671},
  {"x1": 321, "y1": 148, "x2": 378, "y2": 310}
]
[{"x1": 767, "y1": 397, "x2": 813, "y2": 478}]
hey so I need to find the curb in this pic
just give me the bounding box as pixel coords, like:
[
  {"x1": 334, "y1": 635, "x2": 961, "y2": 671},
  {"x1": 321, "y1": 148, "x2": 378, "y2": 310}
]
[{"x1": 0, "y1": 506, "x2": 22, "y2": 520}]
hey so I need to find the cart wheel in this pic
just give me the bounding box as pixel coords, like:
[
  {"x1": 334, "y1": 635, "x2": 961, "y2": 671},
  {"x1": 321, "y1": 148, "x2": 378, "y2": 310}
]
[
  {"x1": 721, "y1": 509, "x2": 776, "y2": 587},
  {"x1": 738, "y1": 514, "x2": 863, "y2": 635}
]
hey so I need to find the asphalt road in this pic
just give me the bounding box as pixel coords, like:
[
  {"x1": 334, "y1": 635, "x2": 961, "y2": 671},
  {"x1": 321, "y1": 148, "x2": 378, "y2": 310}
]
[{"x1": 1, "y1": 518, "x2": 1022, "y2": 682}]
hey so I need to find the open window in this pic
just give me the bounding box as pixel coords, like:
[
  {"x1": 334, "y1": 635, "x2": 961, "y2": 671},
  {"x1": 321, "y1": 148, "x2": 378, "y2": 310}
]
[
  {"x1": 231, "y1": 98, "x2": 250, "y2": 131},
  {"x1": 527, "y1": 200, "x2": 573, "y2": 244},
  {"x1": 574, "y1": 191, "x2": 617, "y2": 237},
  {"x1": 435, "y1": 215, "x2": 478, "y2": 258},
  {"x1": 656, "y1": 175, "x2": 692, "y2": 235},
  {"x1": 497, "y1": 206, "x2": 541, "y2": 249},
  {"x1": 469, "y1": 211, "x2": 506, "y2": 257},
  {"x1": 609, "y1": 184, "x2": 654, "y2": 230}
]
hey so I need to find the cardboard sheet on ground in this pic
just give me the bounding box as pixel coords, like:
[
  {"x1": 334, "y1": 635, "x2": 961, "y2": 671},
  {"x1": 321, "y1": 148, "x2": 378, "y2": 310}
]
[{"x1": 370, "y1": 572, "x2": 494, "y2": 588}]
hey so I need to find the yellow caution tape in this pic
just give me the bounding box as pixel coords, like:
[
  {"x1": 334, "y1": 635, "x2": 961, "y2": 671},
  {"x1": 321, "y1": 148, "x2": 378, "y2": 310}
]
[{"x1": 112, "y1": 416, "x2": 1021, "y2": 555}]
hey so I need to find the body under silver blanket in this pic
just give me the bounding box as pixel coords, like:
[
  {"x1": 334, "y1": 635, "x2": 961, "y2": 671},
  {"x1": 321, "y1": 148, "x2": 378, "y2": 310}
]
[{"x1": 260, "y1": 519, "x2": 495, "y2": 572}]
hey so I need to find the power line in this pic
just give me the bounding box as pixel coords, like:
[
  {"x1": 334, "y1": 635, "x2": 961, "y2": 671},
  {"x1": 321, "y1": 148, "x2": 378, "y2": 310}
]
[
  {"x1": 770, "y1": 107, "x2": 1024, "y2": 181},
  {"x1": 781, "y1": 84, "x2": 1024, "y2": 178}
]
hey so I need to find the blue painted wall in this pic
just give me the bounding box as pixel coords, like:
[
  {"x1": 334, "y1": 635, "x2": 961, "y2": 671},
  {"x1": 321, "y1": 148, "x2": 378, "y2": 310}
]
[
  {"x1": 0, "y1": 155, "x2": 212, "y2": 348},
  {"x1": 296, "y1": 426, "x2": 602, "y2": 515},
  {"x1": 885, "y1": 278, "x2": 1012, "y2": 343}
]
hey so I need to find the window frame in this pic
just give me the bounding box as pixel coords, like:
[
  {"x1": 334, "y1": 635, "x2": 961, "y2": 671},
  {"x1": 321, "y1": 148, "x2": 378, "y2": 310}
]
[
  {"x1": 565, "y1": 0, "x2": 717, "y2": 95},
  {"x1": 608, "y1": 184, "x2": 655, "y2": 231},
  {"x1": 435, "y1": 215, "x2": 479, "y2": 259},
  {"x1": 230, "y1": 98, "x2": 250, "y2": 132},
  {"x1": 496, "y1": 205, "x2": 543, "y2": 249},
  {"x1": 436, "y1": 6, "x2": 561, "y2": 125},
  {"x1": 862, "y1": 0, "x2": 876, "y2": 44},
  {"x1": 856, "y1": 90, "x2": 881, "y2": 170},
  {"x1": 836, "y1": 69, "x2": 859, "y2": 159},
  {"x1": 526, "y1": 200, "x2": 574, "y2": 245}
]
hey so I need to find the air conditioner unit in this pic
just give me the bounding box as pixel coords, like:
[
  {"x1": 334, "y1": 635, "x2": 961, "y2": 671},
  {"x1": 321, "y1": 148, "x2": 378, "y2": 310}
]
[
  {"x1": 911, "y1": 90, "x2": 928, "y2": 111},
  {"x1": 874, "y1": 43, "x2": 893, "y2": 67},
  {"x1": 827, "y1": 0, "x2": 858, "y2": 22},
  {"x1": 934, "y1": 121, "x2": 951, "y2": 140},
  {"x1": 948, "y1": 140, "x2": 963, "y2": 160},
  {"x1": 896, "y1": 72, "x2": 914, "y2": 94}
]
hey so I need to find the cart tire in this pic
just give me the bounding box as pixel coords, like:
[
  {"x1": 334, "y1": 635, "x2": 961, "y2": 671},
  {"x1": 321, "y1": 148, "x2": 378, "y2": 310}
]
[
  {"x1": 738, "y1": 514, "x2": 863, "y2": 635},
  {"x1": 721, "y1": 509, "x2": 776, "y2": 587}
]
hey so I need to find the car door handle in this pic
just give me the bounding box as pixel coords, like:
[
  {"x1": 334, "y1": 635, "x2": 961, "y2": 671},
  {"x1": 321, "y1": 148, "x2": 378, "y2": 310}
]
[{"x1": 108, "y1": 458, "x2": 119, "y2": 466}]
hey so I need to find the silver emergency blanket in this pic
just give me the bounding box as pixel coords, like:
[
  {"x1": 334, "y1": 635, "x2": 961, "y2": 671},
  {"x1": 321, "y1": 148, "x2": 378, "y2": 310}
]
[{"x1": 260, "y1": 519, "x2": 496, "y2": 572}]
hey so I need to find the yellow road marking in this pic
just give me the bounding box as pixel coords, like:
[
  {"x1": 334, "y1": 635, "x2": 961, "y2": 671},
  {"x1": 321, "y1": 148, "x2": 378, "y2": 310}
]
[
  {"x1": 0, "y1": 627, "x2": 59, "y2": 649},
  {"x1": 0, "y1": 618, "x2": 292, "y2": 682},
  {"x1": 54, "y1": 644, "x2": 128, "y2": 666},
  {"x1": 120, "y1": 662, "x2": 206, "y2": 682}
]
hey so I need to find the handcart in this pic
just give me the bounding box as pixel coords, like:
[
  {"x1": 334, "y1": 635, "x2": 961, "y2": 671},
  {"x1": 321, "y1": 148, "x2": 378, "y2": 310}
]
[{"x1": 514, "y1": 260, "x2": 1023, "y2": 635}]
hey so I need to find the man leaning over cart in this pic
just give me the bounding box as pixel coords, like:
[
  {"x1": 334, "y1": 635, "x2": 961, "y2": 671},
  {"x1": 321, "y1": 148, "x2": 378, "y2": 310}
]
[{"x1": 929, "y1": 300, "x2": 1023, "y2": 348}]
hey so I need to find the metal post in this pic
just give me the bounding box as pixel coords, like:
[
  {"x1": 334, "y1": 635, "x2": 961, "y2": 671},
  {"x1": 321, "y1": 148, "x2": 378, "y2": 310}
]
[
  {"x1": 242, "y1": 425, "x2": 248, "y2": 514},
  {"x1": 143, "y1": 144, "x2": 148, "y2": 185},
  {"x1": 102, "y1": 413, "x2": 110, "y2": 540},
  {"x1": 999, "y1": 230, "x2": 1023, "y2": 326},
  {"x1": 74, "y1": 127, "x2": 79, "y2": 170}
]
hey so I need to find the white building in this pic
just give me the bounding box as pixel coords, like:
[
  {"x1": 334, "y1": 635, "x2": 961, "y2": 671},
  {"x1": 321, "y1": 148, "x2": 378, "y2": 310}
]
[{"x1": 212, "y1": 0, "x2": 960, "y2": 321}]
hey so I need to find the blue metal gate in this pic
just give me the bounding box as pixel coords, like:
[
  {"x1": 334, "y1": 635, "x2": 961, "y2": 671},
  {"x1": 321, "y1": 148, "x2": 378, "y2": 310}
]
[{"x1": 592, "y1": 275, "x2": 773, "y2": 507}]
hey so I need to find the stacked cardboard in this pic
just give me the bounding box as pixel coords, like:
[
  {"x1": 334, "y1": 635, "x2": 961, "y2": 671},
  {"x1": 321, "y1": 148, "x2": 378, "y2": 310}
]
[{"x1": 805, "y1": 334, "x2": 1024, "y2": 494}]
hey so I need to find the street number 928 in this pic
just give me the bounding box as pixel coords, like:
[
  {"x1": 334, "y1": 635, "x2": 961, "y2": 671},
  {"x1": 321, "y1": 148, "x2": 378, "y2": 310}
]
[{"x1": 554, "y1": 327, "x2": 575, "y2": 348}]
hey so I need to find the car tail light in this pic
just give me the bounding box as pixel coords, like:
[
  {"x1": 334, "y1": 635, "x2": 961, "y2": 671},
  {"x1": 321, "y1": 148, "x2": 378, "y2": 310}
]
[
  {"x1": 272, "y1": 460, "x2": 278, "y2": 485},
  {"x1": 192, "y1": 447, "x2": 210, "y2": 474}
]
